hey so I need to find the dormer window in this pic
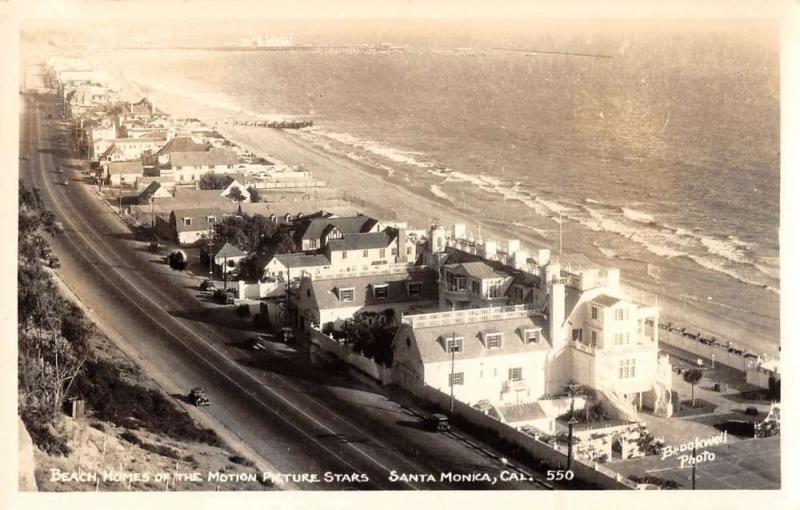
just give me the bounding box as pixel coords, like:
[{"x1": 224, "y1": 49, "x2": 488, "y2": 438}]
[
  {"x1": 372, "y1": 283, "x2": 388, "y2": 299},
  {"x1": 182, "y1": 217, "x2": 192, "y2": 227},
  {"x1": 485, "y1": 333, "x2": 503, "y2": 349},
  {"x1": 337, "y1": 287, "x2": 354, "y2": 302},
  {"x1": 407, "y1": 281, "x2": 422, "y2": 297},
  {"x1": 207, "y1": 215, "x2": 216, "y2": 224},
  {"x1": 444, "y1": 336, "x2": 463, "y2": 353},
  {"x1": 523, "y1": 328, "x2": 540, "y2": 344}
]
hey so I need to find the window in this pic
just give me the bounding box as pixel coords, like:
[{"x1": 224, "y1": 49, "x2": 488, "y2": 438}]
[
  {"x1": 619, "y1": 359, "x2": 636, "y2": 379},
  {"x1": 379, "y1": 248, "x2": 386, "y2": 258},
  {"x1": 456, "y1": 277, "x2": 467, "y2": 291},
  {"x1": 406, "y1": 246, "x2": 412, "y2": 255},
  {"x1": 486, "y1": 333, "x2": 502, "y2": 349},
  {"x1": 472, "y1": 281, "x2": 481, "y2": 294},
  {"x1": 341, "y1": 250, "x2": 348, "y2": 259},
  {"x1": 488, "y1": 283, "x2": 500, "y2": 298},
  {"x1": 363, "y1": 249, "x2": 369, "y2": 257},
  {"x1": 449, "y1": 372, "x2": 464, "y2": 386},
  {"x1": 207, "y1": 215, "x2": 216, "y2": 224},
  {"x1": 373, "y1": 284, "x2": 388, "y2": 299},
  {"x1": 614, "y1": 333, "x2": 624, "y2": 345},
  {"x1": 408, "y1": 282, "x2": 422, "y2": 296},
  {"x1": 182, "y1": 217, "x2": 192, "y2": 227},
  {"x1": 338, "y1": 288, "x2": 354, "y2": 302},
  {"x1": 515, "y1": 287, "x2": 524, "y2": 302},
  {"x1": 615, "y1": 308, "x2": 625, "y2": 321},
  {"x1": 525, "y1": 329, "x2": 540, "y2": 344},
  {"x1": 591, "y1": 330, "x2": 597, "y2": 347},
  {"x1": 572, "y1": 329, "x2": 582, "y2": 342},
  {"x1": 306, "y1": 289, "x2": 311, "y2": 298},
  {"x1": 591, "y1": 306, "x2": 598, "y2": 320},
  {"x1": 508, "y1": 367, "x2": 523, "y2": 382},
  {"x1": 391, "y1": 247, "x2": 397, "y2": 256},
  {"x1": 445, "y1": 337, "x2": 463, "y2": 353}
]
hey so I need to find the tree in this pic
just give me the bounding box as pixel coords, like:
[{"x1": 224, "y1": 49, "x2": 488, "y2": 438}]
[
  {"x1": 682, "y1": 369, "x2": 703, "y2": 407},
  {"x1": 199, "y1": 172, "x2": 230, "y2": 190},
  {"x1": 247, "y1": 185, "x2": 261, "y2": 203},
  {"x1": 228, "y1": 186, "x2": 247, "y2": 204}
]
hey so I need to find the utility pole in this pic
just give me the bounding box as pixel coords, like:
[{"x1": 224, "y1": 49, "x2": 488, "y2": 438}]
[
  {"x1": 566, "y1": 382, "x2": 581, "y2": 471},
  {"x1": 208, "y1": 223, "x2": 214, "y2": 281},
  {"x1": 449, "y1": 331, "x2": 456, "y2": 416},
  {"x1": 558, "y1": 210, "x2": 563, "y2": 258},
  {"x1": 691, "y1": 444, "x2": 697, "y2": 490},
  {"x1": 223, "y1": 255, "x2": 228, "y2": 290},
  {"x1": 150, "y1": 196, "x2": 156, "y2": 241}
]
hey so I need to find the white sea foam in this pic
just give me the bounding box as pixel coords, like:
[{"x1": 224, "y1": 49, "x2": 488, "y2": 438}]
[
  {"x1": 429, "y1": 184, "x2": 452, "y2": 202},
  {"x1": 512, "y1": 221, "x2": 552, "y2": 239},
  {"x1": 592, "y1": 242, "x2": 618, "y2": 259},
  {"x1": 700, "y1": 236, "x2": 751, "y2": 265},
  {"x1": 305, "y1": 128, "x2": 435, "y2": 170},
  {"x1": 622, "y1": 207, "x2": 655, "y2": 224},
  {"x1": 584, "y1": 198, "x2": 601, "y2": 204}
]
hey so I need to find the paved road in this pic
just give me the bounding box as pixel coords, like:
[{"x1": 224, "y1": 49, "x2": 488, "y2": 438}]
[{"x1": 20, "y1": 89, "x2": 552, "y2": 491}]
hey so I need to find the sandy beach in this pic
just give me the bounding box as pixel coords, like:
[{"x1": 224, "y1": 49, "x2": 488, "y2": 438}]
[{"x1": 106, "y1": 62, "x2": 778, "y2": 359}]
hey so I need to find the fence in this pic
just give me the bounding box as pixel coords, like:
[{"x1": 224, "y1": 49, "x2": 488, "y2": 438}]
[
  {"x1": 401, "y1": 304, "x2": 541, "y2": 328},
  {"x1": 309, "y1": 328, "x2": 395, "y2": 385},
  {"x1": 659, "y1": 328, "x2": 757, "y2": 373},
  {"x1": 237, "y1": 279, "x2": 285, "y2": 300}
]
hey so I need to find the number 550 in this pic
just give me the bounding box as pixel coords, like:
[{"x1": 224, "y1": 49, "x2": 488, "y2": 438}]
[{"x1": 546, "y1": 470, "x2": 574, "y2": 481}]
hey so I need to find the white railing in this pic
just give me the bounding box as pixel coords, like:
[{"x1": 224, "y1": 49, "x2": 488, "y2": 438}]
[
  {"x1": 622, "y1": 286, "x2": 659, "y2": 308},
  {"x1": 304, "y1": 263, "x2": 431, "y2": 281},
  {"x1": 402, "y1": 304, "x2": 541, "y2": 328}
]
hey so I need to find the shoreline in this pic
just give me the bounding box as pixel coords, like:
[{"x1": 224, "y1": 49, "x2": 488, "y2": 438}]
[{"x1": 100, "y1": 60, "x2": 779, "y2": 359}]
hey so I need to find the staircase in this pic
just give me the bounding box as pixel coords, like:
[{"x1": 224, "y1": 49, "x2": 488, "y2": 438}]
[{"x1": 599, "y1": 387, "x2": 639, "y2": 422}]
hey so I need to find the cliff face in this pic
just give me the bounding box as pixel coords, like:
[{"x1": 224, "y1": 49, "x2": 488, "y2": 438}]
[{"x1": 18, "y1": 417, "x2": 39, "y2": 491}]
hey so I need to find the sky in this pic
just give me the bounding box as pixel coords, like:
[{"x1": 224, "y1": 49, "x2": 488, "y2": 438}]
[{"x1": 16, "y1": 0, "x2": 784, "y2": 21}]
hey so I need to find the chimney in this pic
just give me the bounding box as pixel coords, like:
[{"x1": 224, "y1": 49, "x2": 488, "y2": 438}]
[
  {"x1": 536, "y1": 249, "x2": 551, "y2": 266},
  {"x1": 605, "y1": 268, "x2": 620, "y2": 289},
  {"x1": 397, "y1": 227, "x2": 408, "y2": 263},
  {"x1": 548, "y1": 281, "x2": 566, "y2": 350},
  {"x1": 149, "y1": 96, "x2": 155, "y2": 114},
  {"x1": 453, "y1": 223, "x2": 466, "y2": 239},
  {"x1": 508, "y1": 239, "x2": 520, "y2": 254},
  {"x1": 512, "y1": 249, "x2": 528, "y2": 270},
  {"x1": 483, "y1": 240, "x2": 497, "y2": 260}
]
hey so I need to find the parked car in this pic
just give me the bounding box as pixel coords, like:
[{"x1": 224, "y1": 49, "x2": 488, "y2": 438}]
[
  {"x1": 251, "y1": 338, "x2": 267, "y2": 351},
  {"x1": 200, "y1": 279, "x2": 216, "y2": 291},
  {"x1": 280, "y1": 327, "x2": 294, "y2": 344},
  {"x1": 148, "y1": 241, "x2": 164, "y2": 253},
  {"x1": 424, "y1": 413, "x2": 450, "y2": 432},
  {"x1": 188, "y1": 387, "x2": 210, "y2": 407},
  {"x1": 214, "y1": 289, "x2": 235, "y2": 304}
]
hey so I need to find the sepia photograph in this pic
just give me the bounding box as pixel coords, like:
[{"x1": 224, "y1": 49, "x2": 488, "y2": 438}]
[{"x1": 3, "y1": 0, "x2": 797, "y2": 503}]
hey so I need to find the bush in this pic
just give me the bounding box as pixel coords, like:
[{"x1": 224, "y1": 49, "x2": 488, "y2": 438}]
[
  {"x1": 120, "y1": 430, "x2": 141, "y2": 445},
  {"x1": 671, "y1": 391, "x2": 682, "y2": 411},
  {"x1": 21, "y1": 410, "x2": 71, "y2": 457},
  {"x1": 72, "y1": 359, "x2": 221, "y2": 447},
  {"x1": 168, "y1": 251, "x2": 187, "y2": 271},
  {"x1": 229, "y1": 455, "x2": 256, "y2": 467}
]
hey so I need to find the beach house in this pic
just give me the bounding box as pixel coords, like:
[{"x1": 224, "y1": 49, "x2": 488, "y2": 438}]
[
  {"x1": 291, "y1": 265, "x2": 439, "y2": 332},
  {"x1": 155, "y1": 207, "x2": 225, "y2": 246},
  {"x1": 106, "y1": 160, "x2": 144, "y2": 186}
]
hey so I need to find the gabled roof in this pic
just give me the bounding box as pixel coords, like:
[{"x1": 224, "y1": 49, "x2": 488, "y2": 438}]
[
  {"x1": 169, "y1": 148, "x2": 239, "y2": 168},
  {"x1": 307, "y1": 269, "x2": 438, "y2": 312},
  {"x1": 172, "y1": 207, "x2": 225, "y2": 233},
  {"x1": 592, "y1": 294, "x2": 621, "y2": 307},
  {"x1": 138, "y1": 181, "x2": 171, "y2": 202},
  {"x1": 295, "y1": 215, "x2": 378, "y2": 242},
  {"x1": 156, "y1": 136, "x2": 210, "y2": 156},
  {"x1": 214, "y1": 242, "x2": 246, "y2": 259},
  {"x1": 272, "y1": 253, "x2": 331, "y2": 269},
  {"x1": 101, "y1": 143, "x2": 124, "y2": 159},
  {"x1": 407, "y1": 313, "x2": 549, "y2": 364},
  {"x1": 327, "y1": 231, "x2": 394, "y2": 252},
  {"x1": 107, "y1": 160, "x2": 144, "y2": 176},
  {"x1": 446, "y1": 261, "x2": 509, "y2": 280}
]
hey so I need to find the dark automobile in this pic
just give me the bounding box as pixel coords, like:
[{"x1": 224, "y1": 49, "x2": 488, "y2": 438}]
[
  {"x1": 188, "y1": 387, "x2": 210, "y2": 407},
  {"x1": 200, "y1": 279, "x2": 216, "y2": 291},
  {"x1": 424, "y1": 413, "x2": 450, "y2": 433},
  {"x1": 214, "y1": 289, "x2": 235, "y2": 304},
  {"x1": 148, "y1": 241, "x2": 164, "y2": 253}
]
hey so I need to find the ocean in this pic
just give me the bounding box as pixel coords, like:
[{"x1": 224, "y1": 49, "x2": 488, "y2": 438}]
[{"x1": 99, "y1": 19, "x2": 781, "y2": 353}]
